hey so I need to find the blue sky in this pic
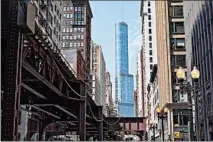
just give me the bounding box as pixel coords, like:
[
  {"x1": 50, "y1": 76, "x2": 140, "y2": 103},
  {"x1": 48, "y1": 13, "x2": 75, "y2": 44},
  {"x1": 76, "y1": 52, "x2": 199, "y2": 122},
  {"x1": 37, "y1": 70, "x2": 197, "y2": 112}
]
[{"x1": 90, "y1": 1, "x2": 142, "y2": 99}]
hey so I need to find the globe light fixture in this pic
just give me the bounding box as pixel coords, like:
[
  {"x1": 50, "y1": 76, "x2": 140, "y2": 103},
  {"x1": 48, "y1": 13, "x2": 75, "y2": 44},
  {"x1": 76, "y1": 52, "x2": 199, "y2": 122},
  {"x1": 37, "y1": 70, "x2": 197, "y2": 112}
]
[
  {"x1": 176, "y1": 66, "x2": 185, "y2": 81},
  {"x1": 163, "y1": 107, "x2": 168, "y2": 114},
  {"x1": 155, "y1": 107, "x2": 161, "y2": 114},
  {"x1": 191, "y1": 66, "x2": 200, "y2": 81}
]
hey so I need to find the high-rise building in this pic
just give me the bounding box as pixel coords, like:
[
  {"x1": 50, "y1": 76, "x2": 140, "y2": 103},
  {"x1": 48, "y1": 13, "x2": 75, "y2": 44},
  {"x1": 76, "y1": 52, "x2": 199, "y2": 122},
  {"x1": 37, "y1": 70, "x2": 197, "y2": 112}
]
[
  {"x1": 140, "y1": 0, "x2": 157, "y2": 132},
  {"x1": 184, "y1": 1, "x2": 213, "y2": 140},
  {"x1": 90, "y1": 42, "x2": 107, "y2": 114},
  {"x1": 115, "y1": 22, "x2": 134, "y2": 117},
  {"x1": 61, "y1": 0, "x2": 92, "y2": 81},
  {"x1": 105, "y1": 71, "x2": 113, "y2": 117},
  {"x1": 155, "y1": 0, "x2": 187, "y2": 141}
]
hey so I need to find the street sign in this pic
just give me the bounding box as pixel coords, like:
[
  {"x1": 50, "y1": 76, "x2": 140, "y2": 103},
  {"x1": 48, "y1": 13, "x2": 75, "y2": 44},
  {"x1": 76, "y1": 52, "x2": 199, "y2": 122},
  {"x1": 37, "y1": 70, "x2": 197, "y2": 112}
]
[{"x1": 174, "y1": 132, "x2": 180, "y2": 138}]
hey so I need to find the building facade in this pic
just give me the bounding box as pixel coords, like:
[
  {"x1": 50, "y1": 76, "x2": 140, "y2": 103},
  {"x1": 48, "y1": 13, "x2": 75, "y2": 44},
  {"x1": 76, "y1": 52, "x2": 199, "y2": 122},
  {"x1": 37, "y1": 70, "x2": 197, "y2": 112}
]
[
  {"x1": 115, "y1": 22, "x2": 134, "y2": 117},
  {"x1": 155, "y1": 0, "x2": 189, "y2": 141},
  {"x1": 147, "y1": 65, "x2": 160, "y2": 141},
  {"x1": 61, "y1": 0, "x2": 92, "y2": 81},
  {"x1": 105, "y1": 71, "x2": 113, "y2": 117},
  {"x1": 140, "y1": 0, "x2": 158, "y2": 132},
  {"x1": 90, "y1": 42, "x2": 107, "y2": 114},
  {"x1": 91, "y1": 73, "x2": 101, "y2": 106},
  {"x1": 184, "y1": 1, "x2": 213, "y2": 140},
  {"x1": 134, "y1": 90, "x2": 138, "y2": 117},
  {"x1": 135, "y1": 49, "x2": 145, "y2": 117}
]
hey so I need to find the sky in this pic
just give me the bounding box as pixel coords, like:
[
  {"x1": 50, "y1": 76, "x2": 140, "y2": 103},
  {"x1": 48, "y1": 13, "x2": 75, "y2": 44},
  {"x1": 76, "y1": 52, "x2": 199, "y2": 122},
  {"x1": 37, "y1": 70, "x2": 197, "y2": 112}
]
[{"x1": 90, "y1": 1, "x2": 142, "y2": 100}]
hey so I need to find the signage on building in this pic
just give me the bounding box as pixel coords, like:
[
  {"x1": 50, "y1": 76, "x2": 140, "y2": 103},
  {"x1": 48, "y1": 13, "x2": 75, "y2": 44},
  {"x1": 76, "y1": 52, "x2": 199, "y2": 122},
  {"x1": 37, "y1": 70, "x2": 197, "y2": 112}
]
[{"x1": 174, "y1": 132, "x2": 180, "y2": 138}]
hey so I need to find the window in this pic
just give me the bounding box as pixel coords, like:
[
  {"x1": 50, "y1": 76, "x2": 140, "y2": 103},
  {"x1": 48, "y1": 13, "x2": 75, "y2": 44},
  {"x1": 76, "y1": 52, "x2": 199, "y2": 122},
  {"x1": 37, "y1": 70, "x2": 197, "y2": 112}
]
[
  {"x1": 66, "y1": 6, "x2": 70, "y2": 11},
  {"x1": 81, "y1": 35, "x2": 84, "y2": 39},
  {"x1": 148, "y1": 8, "x2": 151, "y2": 13},
  {"x1": 74, "y1": 35, "x2": 77, "y2": 39},
  {"x1": 63, "y1": 7, "x2": 66, "y2": 11},
  {"x1": 74, "y1": 42, "x2": 76, "y2": 47},
  {"x1": 149, "y1": 50, "x2": 153, "y2": 55},
  {"x1": 149, "y1": 36, "x2": 152, "y2": 41},
  {"x1": 150, "y1": 65, "x2": 153, "y2": 70},
  {"x1": 69, "y1": 42, "x2": 73, "y2": 47},
  {"x1": 66, "y1": 28, "x2": 69, "y2": 32},
  {"x1": 63, "y1": 28, "x2": 65, "y2": 33},
  {"x1": 62, "y1": 35, "x2": 65, "y2": 40},
  {"x1": 169, "y1": 6, "x2": 183, "y2": 17},
  {"x1": 63, "y1": 14, "x2": 66, "y2": 18},
  {"x1": 149, "y1": 29, "x2": 152, "y2": 34},
  {"x1": 66, "y1": 14, "x2": 69, "y2": 19},
  {"x1": 62, "y1": 42, "x2": 65, "y2": 47},
  {"x1": 69, "y1": 14, "x2": 73, "y2": 18},
  {"x1": 170, "y1": 22, "x2": 184, "y2": 33},
  {"x1": 150, "y1": 57, "x2": 153, "y2": 62},
  {"x1": 69, "y1": 35, "x2": 72, "y2": 39},
  {"x1": 149, "y1": 43, "x2": 152, "y2": 48},
  {"x1": 149, "y1": 22, "x2": 151, "y2": 27},
  {"x1": 148, "y1": 1, "x2": 151, "y2": 6},
  {"x1": 81, "y1": 42, "x2": 84, "y2": 46},
  {"x1": 148, "y1": 15, "x2": 151, "y2": 20},
  {"x1": 70, "y1": 28, "x2": 72, "y2": 32},
  {"x1": 171, "y1": 38, "x2": 185, "y2": 50},
  {"x1": 81, "y1": 28, "x2": 84, "y2": 32},
  {"x1": 171, "y1": 55, "x2": 186, "y2": 68}
]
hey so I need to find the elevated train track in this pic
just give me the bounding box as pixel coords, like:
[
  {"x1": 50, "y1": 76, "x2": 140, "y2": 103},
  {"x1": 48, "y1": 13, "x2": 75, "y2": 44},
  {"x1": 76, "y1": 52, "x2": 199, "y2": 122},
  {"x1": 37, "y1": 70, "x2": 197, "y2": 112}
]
[{"x1": 1, "y1": 0, "x2": 146, "y2": 141}]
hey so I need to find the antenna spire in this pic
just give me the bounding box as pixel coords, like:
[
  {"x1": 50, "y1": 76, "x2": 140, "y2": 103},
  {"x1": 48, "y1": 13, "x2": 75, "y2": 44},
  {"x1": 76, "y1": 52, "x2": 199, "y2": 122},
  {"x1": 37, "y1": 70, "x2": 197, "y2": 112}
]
[{"x1": 122, "y1": 4, "x2": 124, "y2": 22}]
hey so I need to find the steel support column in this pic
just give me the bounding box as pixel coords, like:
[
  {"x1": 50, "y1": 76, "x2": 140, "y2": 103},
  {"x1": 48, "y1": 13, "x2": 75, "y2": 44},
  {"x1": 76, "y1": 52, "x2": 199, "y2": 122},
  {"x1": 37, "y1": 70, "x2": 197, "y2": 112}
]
[
  {"x1": 1, "y1": 1, "x2": 23, "y2": 140},
  {"x1": 79, "y1": 83, "x2": 86, "y2": 141},
  {"x1": 38, "y1": 120, "x2": 43, "y2": 141},
  {"x1": 98, "y1": 106, "x2": 103, "y2": 141}
]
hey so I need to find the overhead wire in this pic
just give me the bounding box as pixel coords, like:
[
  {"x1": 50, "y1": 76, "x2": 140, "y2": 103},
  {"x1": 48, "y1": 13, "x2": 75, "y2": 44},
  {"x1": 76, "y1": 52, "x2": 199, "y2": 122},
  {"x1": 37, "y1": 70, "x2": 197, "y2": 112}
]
[
  {"x1": 87, "y1": 101, "x2": 121, "y2": 126},
  {"x1": 48, "y1": 50, "x2": 85, "y2": 98}
]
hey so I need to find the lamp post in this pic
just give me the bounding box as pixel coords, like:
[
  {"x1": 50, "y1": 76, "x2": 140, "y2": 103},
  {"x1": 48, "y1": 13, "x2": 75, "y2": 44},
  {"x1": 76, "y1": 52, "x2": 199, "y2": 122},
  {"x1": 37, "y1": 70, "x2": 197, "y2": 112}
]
[
  {"x1": 150, "y1": 120, "x2": 158, "y2": 141},
  {"x1": 176, "y1": 66, "x2": 200, "y2": 141},
  {"x1": 156, "y1": 107, "x2": 168, "y2": 141}
]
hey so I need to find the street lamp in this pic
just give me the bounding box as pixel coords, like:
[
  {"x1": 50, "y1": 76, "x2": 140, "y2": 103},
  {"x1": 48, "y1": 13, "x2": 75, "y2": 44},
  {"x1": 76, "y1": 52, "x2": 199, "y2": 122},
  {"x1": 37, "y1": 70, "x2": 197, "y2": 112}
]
[
  {"x1": 156, "y1": 107, "x2": 168, "y2": 141},
  {"x1": 149, "y1": 120, "x2": 158, "y2": 141},
  {"x1": 176, "y1": 66, "x2": 200, "y2": 141}
]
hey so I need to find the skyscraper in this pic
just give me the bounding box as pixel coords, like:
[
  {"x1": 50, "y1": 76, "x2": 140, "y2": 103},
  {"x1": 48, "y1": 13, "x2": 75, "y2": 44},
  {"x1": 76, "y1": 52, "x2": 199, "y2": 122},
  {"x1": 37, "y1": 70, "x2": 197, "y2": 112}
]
[
  {"x1": 155, "y1": 0, "x2": 187, "y2": 140},
  {"x1": 140, "y1": 0, "x2": 158, "y2": 136},
  {"x1": 115, "y1": 22, "x2": 134, "y2": 117}
]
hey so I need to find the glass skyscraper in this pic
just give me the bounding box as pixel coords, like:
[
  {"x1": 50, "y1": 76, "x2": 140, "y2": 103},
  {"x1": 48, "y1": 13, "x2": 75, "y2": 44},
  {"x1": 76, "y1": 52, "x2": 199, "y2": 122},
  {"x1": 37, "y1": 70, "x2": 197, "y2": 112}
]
[{"x1": 115, "y1": 22, "x2": 134, "y2": 117}]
